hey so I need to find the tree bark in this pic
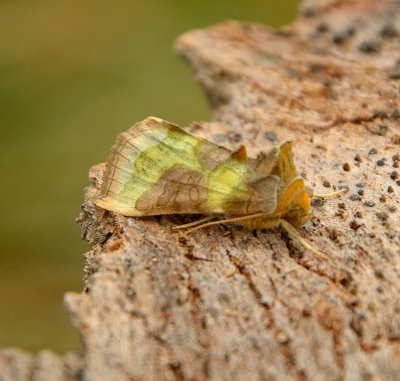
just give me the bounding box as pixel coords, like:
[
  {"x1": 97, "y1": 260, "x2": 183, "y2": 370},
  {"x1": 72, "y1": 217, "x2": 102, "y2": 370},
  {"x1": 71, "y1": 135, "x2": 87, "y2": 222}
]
[{"x1": 2, "y1": 0, "x2": 400, "y2": 380}]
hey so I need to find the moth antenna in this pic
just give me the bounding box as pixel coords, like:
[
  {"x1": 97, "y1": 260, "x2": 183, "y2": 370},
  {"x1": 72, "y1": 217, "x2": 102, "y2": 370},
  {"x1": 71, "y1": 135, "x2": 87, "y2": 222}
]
[
  {"x1": 172, "y1": 216, "x2": 217, "y2": 230},
  {"x1": 279, "y1": 219, "x2": 328, "y2": 260},
  {"x1": 182, "y1": 213, "x2": 270, "y2": 235},
  {"x1": 313, "y1": 188, "x2": 348, "y2": 198}
]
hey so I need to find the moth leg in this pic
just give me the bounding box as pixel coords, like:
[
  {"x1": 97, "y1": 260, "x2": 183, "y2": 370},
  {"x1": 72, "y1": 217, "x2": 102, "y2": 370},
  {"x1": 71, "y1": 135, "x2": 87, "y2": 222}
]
[
  {"x1": 242, "y1": 217, "x2": 327, "y2": 260},
  {"x1": 278, "y1": 219, "x2": 328, "y2": 260},
  {"x1": 313, "y1": 188, "x2": 347, "y2": 198},
  {"x1": 181, "y1": 214, "x2": 328, "y2": 260},
  {"x1": 182, "y1": 213, "x2": 271, "y2": 235},
  {"x1": 172, "y1": 216, "x2": 217, "y2": 230}
]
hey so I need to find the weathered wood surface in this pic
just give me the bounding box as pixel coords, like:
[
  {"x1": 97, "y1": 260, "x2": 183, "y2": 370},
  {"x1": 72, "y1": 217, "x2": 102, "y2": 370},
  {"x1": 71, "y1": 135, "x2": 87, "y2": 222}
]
[
  {"x1": 0, "y1": 349, "x2": 82, "y2": 381},
  {"x1": 2, "y1": 0, "x2": 400, "y2": 380}
]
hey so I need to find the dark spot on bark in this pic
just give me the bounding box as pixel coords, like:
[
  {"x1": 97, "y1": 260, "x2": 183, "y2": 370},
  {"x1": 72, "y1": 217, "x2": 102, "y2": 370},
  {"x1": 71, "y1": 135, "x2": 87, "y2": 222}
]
[
  {"x1": 374, "y1": 269, "x2": 384, "y2": 279},
  {"x1": 126, "y1": 288, "x2": 136, "y2": 299},
  {"x1": 323, "y1": 179, "x2": 331, "y2": 187},
  {"x1": 350, "y1": 317, "x2": 363, "y2": 337},
  {"x1": 343, "y1": 162, "x2": 351, "y2": 171},
  {"x1": 332, "y1": 32, "x2": 347, "y2": 44},
  {"x1": 389, "y1": 69, "x2": 400, "y2": 80},
  {"x1": 302, "y1": 7, "x2": 316, "y2": 17},
  {"x1": 338, "y1": 202, "x2": 346, "y2": 210},
  {"x1": 350, "y1": 220, "x2": 361, "y2": 230},
  {"x1": 358, "y1": 41, "x2": 380, "y2": 54},
  {"x1": 309, "y1": 63, "x2": 324, "y2": 73},
  {"x1": 355, "y1": 211, "x2": 363, "y2": 218},
  {"x1": 355, "y1": 182, "x2": 365, "y2": 188},
  {"x1": 380, "y1": 24, "x2": 398, "y2": 38},
  {"x1": 217, "y1": 293, "x2": 230, "y2": 303},
  {"x1": 346, "y1": 26, "x2": 356, "y2": 37},
  {"x1": 316, "y1": 23, "x2": 329, "y2": 33},
  {"x1": 390, "y1": 171, "x2": 399, "y2": 180},
  {"x1": 376, "y1": 159, "x2": 386, "y2": 167},
  {"x1": 379, "y1": 195, "x2": 387, "y2": 203},
  {"x1": 354, "y1": 154, "x2": 362, "y2": 163},
  {"x1": 312, "y1": 198, "x2": 324, "y2": 207},
  {"x1": 227, "y1": 131, "x2": 242, "y2": 143},
  {"x1": 101, "y1": 231, "x2": 113, "y2": 244},
  {"x1": 263, "y1": 131, "x2": 277, "y2": 142},
  {"x1": 392, "y1": 135, "x2": 400, "y2": 145},
  {"x1": 376, "y1": 124, "x2": 387, "y2": 136},
  {"x1": 390, "y1": 109, "x2": 400, "y2": 119},
  {"x1": 368, "y1": 148, "x2": 378, "y2": 155},
  {"x1": 357, "y1": 189, "x2": 364, "y2": 196},
  {"x1": 350, "y1": 194, "x2": 361, "y2": 201},
  {"x1": 387, "y1": 185, "x2": 394, "y2": 193},
  {"x1": 373, "y1": 110, "x2": 387, "y2": 118},
  {"x1": 390, "y1": 60, "x2": 400, "y2": 79},
  {"x1": 332, "y1": 26, "x2": 355, "y2": 45},
  {"x1": 376, "y1": 212, "x2": 388, "y2": 222},
  {"x1": 364, "y1": 201, "x2": 376, "y2": 207}
]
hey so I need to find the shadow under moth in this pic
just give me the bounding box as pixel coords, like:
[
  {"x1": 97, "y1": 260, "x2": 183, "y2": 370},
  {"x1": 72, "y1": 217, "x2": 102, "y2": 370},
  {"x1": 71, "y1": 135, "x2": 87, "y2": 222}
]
[{"x1": 94, "y1": 117, "x2": 343, "y2": 259}]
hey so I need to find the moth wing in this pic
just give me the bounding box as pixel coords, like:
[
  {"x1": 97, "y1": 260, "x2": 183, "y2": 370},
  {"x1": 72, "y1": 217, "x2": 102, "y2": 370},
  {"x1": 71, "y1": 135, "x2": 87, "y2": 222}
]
[
  {"x1": 200, "y1": 153, "x2": 281, "y2": 215},
  {"x1": 274, "y1": 141, "x2": 298, "y2": 184},
  {"x1": 95, "y1": 117, "x2": 239, "y2": 216}
]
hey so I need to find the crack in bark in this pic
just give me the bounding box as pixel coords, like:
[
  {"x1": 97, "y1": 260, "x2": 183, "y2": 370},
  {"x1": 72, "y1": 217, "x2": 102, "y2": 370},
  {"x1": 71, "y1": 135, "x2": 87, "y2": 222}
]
[
  {"x1": 226, "y1": 251, "x2": 305, "y2": 381},
  {"x1": 151, "y1": 333, "x2": 186, "y2": 381},
  {"x1": 278, "y1": 232, "x2": 358, "y2": 377}
]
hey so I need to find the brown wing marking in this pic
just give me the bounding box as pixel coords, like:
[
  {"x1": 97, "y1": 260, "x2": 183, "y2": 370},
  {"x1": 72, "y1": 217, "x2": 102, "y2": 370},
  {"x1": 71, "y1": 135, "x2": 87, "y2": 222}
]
[{"x1": 135, "y1": 168, "x2": 208, "y2": 214}]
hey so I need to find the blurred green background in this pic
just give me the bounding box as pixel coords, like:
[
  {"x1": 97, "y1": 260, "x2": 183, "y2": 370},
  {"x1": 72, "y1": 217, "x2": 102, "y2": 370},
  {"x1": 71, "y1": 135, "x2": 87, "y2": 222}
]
[{"x1": 0, "y1": 0, "x2": 300, "y2": 353}]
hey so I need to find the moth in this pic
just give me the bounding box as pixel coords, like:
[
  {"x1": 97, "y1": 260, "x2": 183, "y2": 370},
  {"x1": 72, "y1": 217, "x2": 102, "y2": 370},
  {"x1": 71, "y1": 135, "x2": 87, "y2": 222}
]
[{"x1": 94, "y1": 117, "x2": 342, "y2": 258}]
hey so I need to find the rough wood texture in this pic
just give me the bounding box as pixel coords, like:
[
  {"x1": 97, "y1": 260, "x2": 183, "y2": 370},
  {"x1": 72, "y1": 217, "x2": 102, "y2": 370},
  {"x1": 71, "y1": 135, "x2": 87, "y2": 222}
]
[
  {"x1": 0, "y1": 349, "x2": 83, "y2": 381},
  {"x1": 2, "y1": 0, "x2": 400, "y2": 380}
]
